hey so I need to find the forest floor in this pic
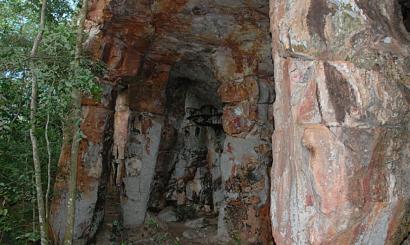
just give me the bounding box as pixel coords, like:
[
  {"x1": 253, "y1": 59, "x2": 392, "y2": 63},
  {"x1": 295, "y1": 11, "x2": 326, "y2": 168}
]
[
  {"x1": 93, "y1": 212, "x2": 232, "y2": 245},
  {"x1": 92, "y1": 185, "x2": 234, "y2": 245}
]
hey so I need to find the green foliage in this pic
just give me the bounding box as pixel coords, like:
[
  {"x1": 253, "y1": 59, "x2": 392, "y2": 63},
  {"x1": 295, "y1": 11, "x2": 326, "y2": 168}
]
[
  {"x1": 231, "y1": 232, "x2": 242, "y2": 245},
  {"x1": 141, "y1": 218, "x2": 183, "y2": 245},
  {"x1": 15, "y1": 231, "x2": 40, "y2": 243},
  {"x1": 146, "y1": 217, "x2": 160, "y2": 230},
  {"x1": 0, "y1": 0, "x2": 105, "y2": 243},
  {"x1": 112, "y1": 219, "x2": 124, "y2": 236}
]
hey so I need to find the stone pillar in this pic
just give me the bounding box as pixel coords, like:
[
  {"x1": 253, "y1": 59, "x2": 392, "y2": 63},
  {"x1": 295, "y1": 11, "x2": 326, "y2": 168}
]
[
  {"x1": 120, "y1": 112, "x2": 163, "y2": 226},
  {"x1": 217, "y1": 76, "x2": 274, "y2": 244},
  {"x1": 120, "y1": 64, "x2": 170, "y2": 226},
  {"x1": 270, "y1": 0, "x2": 410, "y2": 244},
  {"x1": 113, "y1": 90, "x2": 129, "y2": 186},
  {"x1": 50, "y1": 94, "x2": 114, "y2": 244}
]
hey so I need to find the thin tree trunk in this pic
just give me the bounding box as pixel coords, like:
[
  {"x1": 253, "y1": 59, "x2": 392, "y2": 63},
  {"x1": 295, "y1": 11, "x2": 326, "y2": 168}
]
[
  {"x1": 63, "y1": 89, "x2": 81, "y2": 245},
  {"x1": 29, "y1": 0, "x2": 48, "y2": 244},
  {"x1": 32, "y1": 174, "x2": 36, "y2": 234},
  {"x1": 45, "y1": 108, "x2": 51, "y2": 220},
  {"x1": 63, "y1": 0, "x2": 88, "y2": 244}
]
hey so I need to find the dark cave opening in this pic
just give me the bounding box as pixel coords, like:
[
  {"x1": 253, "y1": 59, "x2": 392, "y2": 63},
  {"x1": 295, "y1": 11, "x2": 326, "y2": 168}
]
[
  {"x1": 141, "y1": 51, "x2": 275, "y2": 243},
  {"x1": 148, "y1": 60, "x2": 225, "y2": 222},
  {"x1": 399, "y1": 0, "x2": 410, "y2": 32}
]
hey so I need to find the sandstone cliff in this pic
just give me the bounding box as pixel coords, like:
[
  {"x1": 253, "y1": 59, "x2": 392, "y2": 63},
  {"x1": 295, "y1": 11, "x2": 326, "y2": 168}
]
[{"x1": 49, "y1": 0, "x2": 409, "y2": 244}]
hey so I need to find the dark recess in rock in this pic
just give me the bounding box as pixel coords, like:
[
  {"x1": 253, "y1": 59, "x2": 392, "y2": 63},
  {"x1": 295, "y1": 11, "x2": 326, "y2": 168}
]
[{"x1": 399, "y1": 0, "x2": 410, "y2": 32}]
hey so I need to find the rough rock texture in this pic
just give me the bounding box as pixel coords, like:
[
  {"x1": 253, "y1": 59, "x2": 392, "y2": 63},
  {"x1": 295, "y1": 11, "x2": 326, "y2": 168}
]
[
  {"x1": 121, "y1": 112, "x2": 164, "y2": 226},
  {"x1": 270, "y1": 0, "x2": 410, "y2": 244},
  {"x1": 50, "y1": 0, "x2": 410, "y2": 244},
  {"x1": 49, "y1": 97, "x2": 114, "y2": 244},
  {"x1": 51, "y1": 0, "x2": 274, "y2": 244}
]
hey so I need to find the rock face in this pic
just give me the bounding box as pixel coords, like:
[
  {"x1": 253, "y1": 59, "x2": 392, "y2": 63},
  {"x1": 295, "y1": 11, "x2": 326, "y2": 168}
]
[
  {"x1": 270, "y1": 0, "x2": 410, "y2": 244},
  {"x1": 49, "y1": 0, "x2": 410, "y2": 244},
  {"x1": 49, "y1": 96, "x2": 114, "y2": 244},
  {"x1": 50, "y1": 0, "x2": 274, "y2": 244}
]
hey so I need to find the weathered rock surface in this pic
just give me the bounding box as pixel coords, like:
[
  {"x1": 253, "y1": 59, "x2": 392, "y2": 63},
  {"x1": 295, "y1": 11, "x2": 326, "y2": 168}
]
[
  {"x1": 270, "y1": 0, "x2": 410, "y2": 244},
  {"x1": 158, "y1": 207, "x2": 178, "y2": 222},
  {"x1": 50, "y1": 0, "x2": 410, "y2": 244},
  {"x1": 185, "y1": 217, "x2": 207, "y2": 228},
  {"x1": 51, "y1": 0, "x2": 274, "y2": 244},
  {"x1": 50, "y1": 98, "x2": 114, "y2": 244}
]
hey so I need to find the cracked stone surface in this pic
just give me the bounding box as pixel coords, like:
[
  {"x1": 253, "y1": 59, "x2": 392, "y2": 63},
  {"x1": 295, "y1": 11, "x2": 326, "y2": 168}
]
[
  {"x1": 51, "y1": 0, "x2": 274, "y2": 244},
  {"x1": 270, "y1": 0, "x2": 410, "y2": 244},
  {"x1": 49, "y1": 0, "x2": 410, "y2": 244}
]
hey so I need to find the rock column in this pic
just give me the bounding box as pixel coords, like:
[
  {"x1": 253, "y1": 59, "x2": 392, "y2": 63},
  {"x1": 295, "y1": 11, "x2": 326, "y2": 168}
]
[{"x1": 50, "y1": 93, "x2": 114, "y2": 244}]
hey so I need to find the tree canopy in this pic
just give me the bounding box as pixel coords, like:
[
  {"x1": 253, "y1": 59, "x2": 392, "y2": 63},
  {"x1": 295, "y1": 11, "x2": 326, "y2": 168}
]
[{"x1": 0, "y1": 0, "x2": 102, "y2": 243}]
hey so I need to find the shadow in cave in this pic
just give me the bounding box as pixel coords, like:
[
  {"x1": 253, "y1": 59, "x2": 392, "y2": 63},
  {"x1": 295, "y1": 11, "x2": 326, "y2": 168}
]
[
  {"x1": 93, "y1": 54, "x2": 275, "y2": 245},
  {"x1": 148, "y1": 58, "x2": 226, "y2": 234},
  {"x1": 399, "y1": 0, "x2": 410, "y2": 32}
]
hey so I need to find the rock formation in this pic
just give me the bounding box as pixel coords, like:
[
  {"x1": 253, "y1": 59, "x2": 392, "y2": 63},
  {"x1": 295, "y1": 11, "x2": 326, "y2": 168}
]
[
  {"x1": 270, "y1": 0, "x2": 410, "y2": 244},
  {"x1": 49, "y1": 0, "x2": 410, "y2": 244},
  {"x1": 50, "y1": 0, "x2": 274, "y2": 244}
]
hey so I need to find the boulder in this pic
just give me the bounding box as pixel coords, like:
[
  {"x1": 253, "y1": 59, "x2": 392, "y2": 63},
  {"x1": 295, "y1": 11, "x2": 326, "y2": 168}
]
[{"x1": 158, "y1": 207, "x2": 178, "y2": 223}]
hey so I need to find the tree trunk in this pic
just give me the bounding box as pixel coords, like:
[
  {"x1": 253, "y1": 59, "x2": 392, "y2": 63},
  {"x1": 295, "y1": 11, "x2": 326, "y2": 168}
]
[
  {"x1": 45, "y1": 108, "x2": 51, "y2": 220},
  {"x1": 29, "y1": 0, "x2": 48, "y2": 244},
  {"x1": 63, "y1": 0, "x2": 88, "y2": 244},
  {"x1": 63, "y1": 89, "x2": 81, "y2": 245}
]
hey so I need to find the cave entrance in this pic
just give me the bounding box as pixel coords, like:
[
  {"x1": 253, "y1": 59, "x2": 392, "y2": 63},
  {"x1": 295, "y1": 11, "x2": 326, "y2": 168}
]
[
  {"x1": 148, "y1": 58, "x2": 225, "y2": 224},
  {"x1": 93, "y1": 0, "x2": 274, "y2": 243},
  {"x1": 52, "y1": 0, "x2": 275, "y2": 243},
  {"x1": 141, "y1": 50, "x2": 275, "y2": 243}
]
